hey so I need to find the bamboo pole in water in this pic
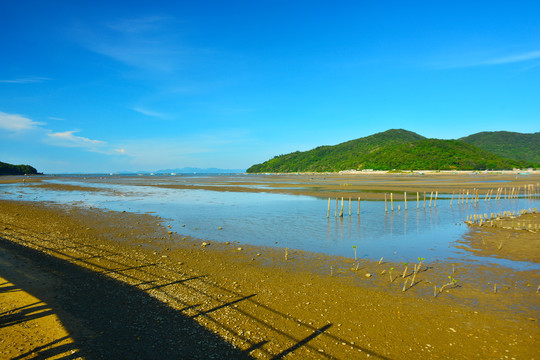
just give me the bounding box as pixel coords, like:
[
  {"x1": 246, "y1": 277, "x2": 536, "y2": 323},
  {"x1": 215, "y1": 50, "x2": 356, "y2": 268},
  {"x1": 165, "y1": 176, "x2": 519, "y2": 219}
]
[
  {"x1": 357, "y1": 197, "x2": 360, "y2": 216},
  {"x1": 434, "y1": 191, "x2": 438, "y2": 207},
  {"x1": 429, "y1": 191, "x2": 433, "y2": 208},
  {"x1": 339, "y1": 197, "x2": 344, "y2": 217},
  {"x1": 348, "y1": 197, "x2": 351, "y2": 216},
  {"x1": 385, "y1": 193, "x2": 388, "y2": 212},
  {"x1": 450, "y1": 191, "x2": 455, "y2": 206},
  {"x1": 404, "y1": 192, "x2": 407, "y2": 211},
  {"x1": 417, "y1": 192, "x2": 419, "y2": 209},
  {"x1": 391, "y1": 193, "x2": 394, "y2": 212},
  {"x1": 327, "y1": 197, "x2": 330, "y2": 218},
  {"x1": 335, "y1": 197, "x2": 338, "y2": 218},
  {"x1": 423, "y1": 192, "x2": 426, "y2": 209}
]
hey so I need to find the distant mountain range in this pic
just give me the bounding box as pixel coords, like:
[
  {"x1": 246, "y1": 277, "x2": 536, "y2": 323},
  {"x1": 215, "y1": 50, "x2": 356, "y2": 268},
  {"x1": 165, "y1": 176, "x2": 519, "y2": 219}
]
[{"x1": 247, "y1": 129, "x2": 539, "y2": 173}]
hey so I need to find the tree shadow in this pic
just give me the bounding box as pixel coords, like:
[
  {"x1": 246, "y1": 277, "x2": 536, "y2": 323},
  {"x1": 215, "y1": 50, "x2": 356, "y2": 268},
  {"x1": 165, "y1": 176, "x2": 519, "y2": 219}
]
[{"x1": 0, "y1": 238, "x2": 252, "y2": 360}]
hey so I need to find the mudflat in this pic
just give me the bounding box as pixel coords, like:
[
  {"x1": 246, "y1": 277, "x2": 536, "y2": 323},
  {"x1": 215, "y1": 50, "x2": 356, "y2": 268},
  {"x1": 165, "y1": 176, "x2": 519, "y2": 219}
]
[{"x1": 0, "y1": 197, "x2": 539, "y2": 359}]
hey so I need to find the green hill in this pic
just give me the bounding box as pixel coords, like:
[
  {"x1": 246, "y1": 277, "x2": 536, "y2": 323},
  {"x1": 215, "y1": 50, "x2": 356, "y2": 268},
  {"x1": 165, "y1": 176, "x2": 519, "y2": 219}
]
[
  {"x1": 459, "y1": 131, "x2": 540, "y2": 166},
  {"x1": 0, "y1": 161, "x2": 38, "y2": 175},
  {"x1": 247, "y1": 129, "x2": 534, "y2": 173},
  {"x1": 248, "y1": 129, "x2": 425, "y2": 173}
]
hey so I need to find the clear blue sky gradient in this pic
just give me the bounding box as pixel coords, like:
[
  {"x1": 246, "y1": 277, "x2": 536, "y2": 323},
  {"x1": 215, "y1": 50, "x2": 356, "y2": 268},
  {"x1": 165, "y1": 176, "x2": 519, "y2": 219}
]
[{"x1": 1, "y1": 1, "x2": 539, "y2": 173}]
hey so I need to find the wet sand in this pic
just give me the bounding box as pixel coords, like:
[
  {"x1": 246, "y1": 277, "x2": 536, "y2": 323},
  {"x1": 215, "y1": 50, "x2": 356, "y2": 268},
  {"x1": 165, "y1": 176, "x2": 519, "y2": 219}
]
[
  {"x1": 1, "y1": 199, "x2": 539, "y2": 359},
  {"x1": 6, "y1": 171, "x2": 540, "y2": 200}
]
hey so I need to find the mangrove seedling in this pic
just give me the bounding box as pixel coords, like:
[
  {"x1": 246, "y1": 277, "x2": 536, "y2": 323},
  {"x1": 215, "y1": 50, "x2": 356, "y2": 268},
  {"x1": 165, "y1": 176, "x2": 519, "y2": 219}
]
[
  {"x1": 416, "y1": 257, "x2": 425, "y2": 273},
  {"x1": 352, "y1": 245, "x2": 357, "y2": 260},
  {"x1": 285, "y1": 248, "x2": 289, "y2": 261},
  {"x1": 389, "y1": 267, "x2": 394, "y2": 282},
  {"x1": 438, "y1": 276, "x2": 458, "y2": 295}
]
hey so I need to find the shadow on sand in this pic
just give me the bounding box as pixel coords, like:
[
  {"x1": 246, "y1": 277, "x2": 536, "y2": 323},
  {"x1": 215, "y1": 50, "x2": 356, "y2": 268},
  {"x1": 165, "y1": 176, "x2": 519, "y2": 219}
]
[{"x1": 0, "y1": 238, "x2": 252, "y2": 359}]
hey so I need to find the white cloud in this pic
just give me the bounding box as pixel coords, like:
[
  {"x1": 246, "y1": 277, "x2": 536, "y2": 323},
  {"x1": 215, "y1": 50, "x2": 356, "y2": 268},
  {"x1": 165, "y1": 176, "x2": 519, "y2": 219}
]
[
  {"x1": 0, "y1": 111, "x2": 44, "y2": 131},
  {"x1": 46, "y1": 130, "x2": 105, "y2": 148},
  {"x1": 132, "y1": 107, "x2": 166, "y2": 118}
]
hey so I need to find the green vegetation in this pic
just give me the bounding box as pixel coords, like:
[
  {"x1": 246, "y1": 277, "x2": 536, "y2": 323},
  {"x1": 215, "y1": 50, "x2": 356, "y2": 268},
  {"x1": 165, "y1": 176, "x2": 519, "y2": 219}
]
[
  {"x1": 460, "y1": 131, "x2": 540, "y2": 166},
  {"x1": 247, "y1": 129, "x2": 536, "y2": 173},
  {"x1": 0, "y1": 161, "x2": 38, "y2": 175}
]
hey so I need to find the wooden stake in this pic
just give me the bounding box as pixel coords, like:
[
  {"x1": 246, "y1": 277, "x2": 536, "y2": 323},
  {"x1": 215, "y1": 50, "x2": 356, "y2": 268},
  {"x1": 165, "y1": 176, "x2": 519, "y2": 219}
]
[
  {"x1": 385, "y1": 193, "x2": 388, "y2": 212},
  {"x1": 417, "y1": 192, "x2": 420, "y2": 209},
  {"x1": 450, "y1": 191, "x2": 454, "y2": 206},
  {"x1": 429, "y1": 191, "x2": 433, "y2": 208},
  {"x1": 391, "y1": 193, "x2": 394, "y2": 212},
  {"x1": 404, "y1": 192, "x2": 407, "y2": 211},
  {"x1": 327, "y1": 197, "x2": 330, "y2": 218},
  {"x1": 348, "y1": 197, "x2": 351, "y2": 216},
  {"x1": 339, "y1": 197, "x2": 344, "y2": 217},
  {"x1": 434, "y1": 191, "x2": 438, "y2": 207},
  {"x1": 357, "y1": 197, "x2": 360, "y2": 216}
]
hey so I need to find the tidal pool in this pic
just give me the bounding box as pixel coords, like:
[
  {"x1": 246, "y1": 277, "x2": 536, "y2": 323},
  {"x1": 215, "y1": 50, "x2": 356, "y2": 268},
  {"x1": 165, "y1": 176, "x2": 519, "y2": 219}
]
[{"x1": 1, "y1": 176, "x2": 538, "y2": 269}]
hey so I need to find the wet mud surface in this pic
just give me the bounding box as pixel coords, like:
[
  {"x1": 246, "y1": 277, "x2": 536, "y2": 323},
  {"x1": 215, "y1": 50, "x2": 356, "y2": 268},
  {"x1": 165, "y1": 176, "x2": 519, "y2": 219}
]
[{"x1": 1, "y1": 199, "x2": 539, "y2": 359}]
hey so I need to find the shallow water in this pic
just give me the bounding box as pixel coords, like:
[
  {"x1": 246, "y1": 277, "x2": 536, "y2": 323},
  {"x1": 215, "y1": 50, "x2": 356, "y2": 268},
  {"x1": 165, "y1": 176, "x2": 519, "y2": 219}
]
[{"x1": 1, "y1": 176, "x2": 538, "y2": 269}]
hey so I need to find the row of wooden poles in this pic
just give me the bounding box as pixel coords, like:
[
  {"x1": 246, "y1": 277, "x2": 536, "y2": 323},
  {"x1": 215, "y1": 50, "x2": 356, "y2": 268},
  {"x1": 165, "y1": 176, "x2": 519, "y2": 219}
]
[
  {"x1": 465, "y1": 207, "x2": 538, "y2": 231},
  {"x1": 327, "y1": 191, "x2": 438, "y2": 218},
  {"x1": 326, "y1": 183, "x2": 540, "y2": 218},
  {"x1": 451, "y1": 183, "x2": 539, "y2": 206}
]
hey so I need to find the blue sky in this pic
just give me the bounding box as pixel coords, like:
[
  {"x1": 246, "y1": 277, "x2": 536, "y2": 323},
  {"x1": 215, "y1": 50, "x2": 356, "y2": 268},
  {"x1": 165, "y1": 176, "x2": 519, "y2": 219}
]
[{"x1": 1, "y1": 1, "x2": 539, "y2": 173}]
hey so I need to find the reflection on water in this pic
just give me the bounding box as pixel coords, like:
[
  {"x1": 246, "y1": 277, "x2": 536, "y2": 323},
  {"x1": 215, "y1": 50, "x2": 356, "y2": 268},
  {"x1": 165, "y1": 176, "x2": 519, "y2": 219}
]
[{"x1": 1, "y1": 176, "x2": 539, "y2": 269}]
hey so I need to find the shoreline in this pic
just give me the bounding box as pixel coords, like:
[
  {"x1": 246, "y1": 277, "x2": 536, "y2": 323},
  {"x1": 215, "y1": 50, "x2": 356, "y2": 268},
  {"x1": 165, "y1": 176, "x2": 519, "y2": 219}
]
[{"x1": 1, "y1": 199, "x2": 539, "y2": 359}]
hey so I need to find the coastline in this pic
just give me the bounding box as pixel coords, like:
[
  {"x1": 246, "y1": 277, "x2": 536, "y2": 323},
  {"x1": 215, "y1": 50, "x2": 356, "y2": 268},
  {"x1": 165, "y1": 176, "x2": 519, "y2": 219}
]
[{"x1": 1, "y1": 199, "x2": 538, "y2": 359}]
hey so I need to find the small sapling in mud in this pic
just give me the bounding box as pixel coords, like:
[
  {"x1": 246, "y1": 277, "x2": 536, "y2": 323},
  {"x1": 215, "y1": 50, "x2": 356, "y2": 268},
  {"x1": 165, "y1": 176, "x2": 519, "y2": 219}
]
[
  {"x1": 402, "y1": 263, "x2": 408, "y2": 278},
  {"x1": 352, "y1": 245, "x2": 357, "y2": 260},
  {"x1": 389, "y1": 267, "x2": 394, "y2": 282},
  {"x1": 437, "y1": 276, "x2": 458, "y2": 296}
]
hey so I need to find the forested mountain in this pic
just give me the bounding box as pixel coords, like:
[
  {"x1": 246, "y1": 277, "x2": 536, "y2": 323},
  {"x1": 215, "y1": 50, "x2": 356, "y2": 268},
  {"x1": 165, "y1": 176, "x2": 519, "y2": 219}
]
[
  {"x1": 459, "y1": 131, "x2": 540, "y2": 165},
  {"x1": 247, "y1": 129, "x2": 536, "y2": 173},
  {"x1": 0, "y1": 161, "x2": 38, "y2": 175}
]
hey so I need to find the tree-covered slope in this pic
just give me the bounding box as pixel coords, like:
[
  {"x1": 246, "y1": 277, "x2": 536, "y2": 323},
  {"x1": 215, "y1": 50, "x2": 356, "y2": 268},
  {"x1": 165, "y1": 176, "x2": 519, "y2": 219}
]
[
  {"x1": 359, "y1": 139, "x2": 529, "y2": 170},
  {"x1": 459, "y1": 131, "x2": 540, "y2": 166},
  {"x1": 247, "y1": 129, "x2": 535, "y2": 173},
  {"x1": 247, "y1": 129, "x2": 425, "y2": 173},
  {"x1": 0, "y1": 161, "x2": 38, "y2": 175}
]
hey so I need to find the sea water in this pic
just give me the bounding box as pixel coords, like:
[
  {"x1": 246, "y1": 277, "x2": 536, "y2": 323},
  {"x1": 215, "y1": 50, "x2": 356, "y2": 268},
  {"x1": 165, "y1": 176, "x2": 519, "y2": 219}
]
[{"x1": 1, "y1": 175, "x2": 538, "y2": 270}]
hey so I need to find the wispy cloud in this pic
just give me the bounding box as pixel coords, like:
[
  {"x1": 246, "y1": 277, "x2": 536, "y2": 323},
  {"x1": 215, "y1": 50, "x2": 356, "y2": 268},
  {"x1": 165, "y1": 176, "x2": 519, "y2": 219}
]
[
  {"x1": 483, "y1": 50, "x2": 540, "y2": 65},
  {"x1": 46, "y1": 130, "x2": 104, "y2": 148},
  {"x1": 0, "y1": 77, "x2": 50, "y2": 84},
  {"x1": 132, "y1": 107, "x2": 167, "y2": 118},
  {"x1": 76, "y1": 15, "x2": 193, "y2": 72},
  {"x1": 0, "y1": 111, "x2": 44, "y2": 131},
  {"x1": 431, "y1": 49, "x2": 540, "y2": 69},
  {"x1": 48, "y1": 116, "x2": 66, "y2": 121}
]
